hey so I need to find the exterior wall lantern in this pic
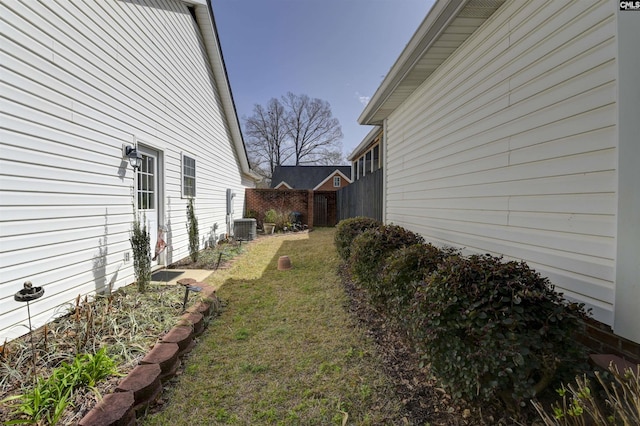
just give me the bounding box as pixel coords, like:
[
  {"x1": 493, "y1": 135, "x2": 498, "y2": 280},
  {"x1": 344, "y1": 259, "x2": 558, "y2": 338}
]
[{"x1": 123, "y1": 144, "x2": 142, "y2": 171}]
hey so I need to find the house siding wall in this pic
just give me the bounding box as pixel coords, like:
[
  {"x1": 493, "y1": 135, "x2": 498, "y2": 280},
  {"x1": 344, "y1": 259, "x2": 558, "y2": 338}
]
[
  {"x1": 0, "y1": 0, "x2": 250, "y2": 341},
  {"x1": 384, "y1": 0, "x2": 617, "y2": 325}
]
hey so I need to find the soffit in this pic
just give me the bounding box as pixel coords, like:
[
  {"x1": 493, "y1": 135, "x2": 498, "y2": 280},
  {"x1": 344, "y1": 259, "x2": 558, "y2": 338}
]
[{"x1": 359, "y1": 0, "x2": 505, "y2": 125}]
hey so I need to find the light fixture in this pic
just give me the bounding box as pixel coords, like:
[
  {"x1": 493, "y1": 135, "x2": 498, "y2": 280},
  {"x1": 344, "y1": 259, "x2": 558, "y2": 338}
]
[{"x1": 123, "y1": 145, "x2": 142, "y2": 171}]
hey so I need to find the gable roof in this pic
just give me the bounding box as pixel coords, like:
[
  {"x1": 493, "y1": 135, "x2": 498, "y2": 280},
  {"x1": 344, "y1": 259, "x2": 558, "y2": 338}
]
[
  {"x1": 359, "y1": 0, "x2": 505, "y2": 125},
  {"x1": 270, "y1": 166, "x2": 352, "y2": 189},
  {"x1": 195, "y1": 0, "x2": 260, "y2": 181}
]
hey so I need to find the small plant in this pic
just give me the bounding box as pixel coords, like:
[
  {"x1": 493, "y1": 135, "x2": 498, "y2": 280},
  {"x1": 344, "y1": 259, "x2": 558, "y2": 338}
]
[
  {"x1": 273, "y1": 210, "x2": 290, "y2": 231},
  {"x1": 334, "y1": 217, "x2": 382, "y2": 261},
  {"x1": 2, "y1": 348, "x2": 118, "y2": 425},
  {"x1": 411, "y1": 253, "x2": 589, "y2": 409},
  {"x1": 208, "y1": 223, "x2": 219, "y2": 248},
  {"x1": 349, "y1": 224, "x2": 424, "y2": 289},
  {"x1": 533, "y1": 364, "x2": 640, "y2": 425},
  {"x1": 130, "y1": 210, "x2": 151, "y2": 292},
  {"x1": 264, "y1": 209, "x2": 278, "y2": 224},
  {"x1": 187, "y1": 197, "x2": 199, "y2": 262}
]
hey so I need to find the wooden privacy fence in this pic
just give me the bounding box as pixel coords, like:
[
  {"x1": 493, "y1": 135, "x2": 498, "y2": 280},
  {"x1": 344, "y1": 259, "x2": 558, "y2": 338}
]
[{"x1": 336, "y1": 168, "x2": 383, "y2": 222}]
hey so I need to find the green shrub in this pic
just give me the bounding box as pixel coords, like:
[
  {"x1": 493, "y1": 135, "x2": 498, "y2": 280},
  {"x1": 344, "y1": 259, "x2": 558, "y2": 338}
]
[
  {"x1": 334, "y1": 217, "x2": 382, "y2": 261},
  {"x1": 264, "y1": 209, "x2": 278, "y2": 224},
  {"x1": 350, "y1": 225, "x2": 424, "y2": 290},
  {"x1": 130, "y1": 211, "x2": 151, "y2": 292},
  {"x1": 187, "y1": 198, "x2": 199, "y2": 262},
  {"x1": 411, "y1": 253, "x2": 588, "y2": 408},
  {"x1": 380, "y1": 243, "x2": 454, "y2": 317},
  {"x1": 273, "y1": 210, "x2": 290, "y2": 232}
]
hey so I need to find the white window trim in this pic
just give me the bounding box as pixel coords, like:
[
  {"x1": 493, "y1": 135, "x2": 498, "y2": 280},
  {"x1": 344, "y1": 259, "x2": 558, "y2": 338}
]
[{"x1": 182, "y1": 152, "x2": 196, "y2": 198}]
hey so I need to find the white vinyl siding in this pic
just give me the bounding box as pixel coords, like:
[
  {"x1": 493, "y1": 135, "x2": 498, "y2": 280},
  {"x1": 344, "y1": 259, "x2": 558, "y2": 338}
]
[
  {"x1": 614, "y1": 9, "x2": 640, "y2": 343},
  {"x1": 0, "y1": 0, "x2": 249, "y2": 341},
  {"x1": 384, "y1": 0, "x2": 617, "y2": 324}
]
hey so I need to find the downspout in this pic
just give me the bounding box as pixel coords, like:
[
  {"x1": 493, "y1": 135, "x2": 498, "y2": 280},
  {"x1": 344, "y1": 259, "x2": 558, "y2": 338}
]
[{"x1": 382, "y1": 119, "x2": 388, "y2": 224}]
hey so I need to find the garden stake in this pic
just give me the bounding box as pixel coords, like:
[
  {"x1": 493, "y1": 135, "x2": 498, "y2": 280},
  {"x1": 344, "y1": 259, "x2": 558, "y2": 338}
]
[
  {"x1": 215, "y1": 252, "x2": 223, "y2": 270},
  {"x1": 182, "y1": 285, "x2": 202, "y2": 312},
  {"x1": 14, "y1": 281, "x2": 45, "y2": 382}
]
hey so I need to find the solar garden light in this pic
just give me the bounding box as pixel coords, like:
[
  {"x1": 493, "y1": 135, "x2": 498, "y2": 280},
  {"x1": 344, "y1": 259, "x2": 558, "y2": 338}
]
[{"x1": 14, "y1": 281, "x2": 44, "y2": 381}]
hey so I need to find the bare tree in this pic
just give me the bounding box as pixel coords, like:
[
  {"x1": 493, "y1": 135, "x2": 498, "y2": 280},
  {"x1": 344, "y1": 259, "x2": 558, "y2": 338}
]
[
  {"x1": 244, "y1": 98, "x2": 291, "y2": 177},
  {"x1": 243, "y1": 93, "x2": 344, "y2": 179},
  {"x1": 282, "y1": 92, "x2": 343, "y2": 165},
  {"x1": 311, "y1": 149, "x2": 346, "y2": 165}
]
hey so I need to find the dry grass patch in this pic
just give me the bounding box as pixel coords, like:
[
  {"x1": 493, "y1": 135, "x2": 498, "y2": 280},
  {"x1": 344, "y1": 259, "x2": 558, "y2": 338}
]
[{"x1": 143, "y1": 229, "x2": 406, "y2": 425}]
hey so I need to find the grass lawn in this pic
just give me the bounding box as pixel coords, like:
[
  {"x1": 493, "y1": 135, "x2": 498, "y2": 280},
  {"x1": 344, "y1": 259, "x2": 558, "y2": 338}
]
[{"x1": 143, "y1": 228, "x2": 406, "y2": 425}]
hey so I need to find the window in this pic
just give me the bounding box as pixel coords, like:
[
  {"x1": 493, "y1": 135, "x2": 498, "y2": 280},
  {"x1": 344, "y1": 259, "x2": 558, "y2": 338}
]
[
  {"x1": 372, "y1": 145, "x2": 380, "y2": 172},
  {"x1": 137, "y1": 154, "x2": 155, "y2": 209},
  {"x1": 333, "y1": 176, "x2": 341, "y2": 187},
  {"x1": 183, "y1": 154, "x2": 196, "y2": 198},
  {"x1": 365, "y1": 150, "x2": 372, "y2": 174}
]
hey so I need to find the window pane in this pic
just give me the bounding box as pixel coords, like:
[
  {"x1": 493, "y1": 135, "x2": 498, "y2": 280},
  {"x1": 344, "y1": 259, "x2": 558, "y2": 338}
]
[
  {"x1": 373, "y1": 145, "x2": 380, "y2": 171},
  {"x1": 183, "y1": 155, "x2": 196, "y2": 197}
]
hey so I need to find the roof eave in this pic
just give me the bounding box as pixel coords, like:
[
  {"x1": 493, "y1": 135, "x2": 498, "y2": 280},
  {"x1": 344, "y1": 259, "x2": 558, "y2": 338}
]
[
  {"x1": 347, "y1": 126, "x2": 382, "y2": 161},
  {"x1": 359, "y1": 0, "x2": 504, "y2": 125},
  {"x1": 197, "y1": 1, "x2": 259, "y2": 182}
]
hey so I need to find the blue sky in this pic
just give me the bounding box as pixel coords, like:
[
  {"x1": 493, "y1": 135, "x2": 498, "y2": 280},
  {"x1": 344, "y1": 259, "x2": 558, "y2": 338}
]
[{"x1": 210, "y1": 0, "x2": 435, "y2": 160}]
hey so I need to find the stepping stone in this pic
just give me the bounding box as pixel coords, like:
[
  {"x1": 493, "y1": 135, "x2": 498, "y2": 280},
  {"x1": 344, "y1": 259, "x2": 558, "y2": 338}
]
[
  {"x1": 140, "y1": 342, "x2": 181, "y2": 382},
  {"x1": 177, "y1": 278, "x2": 197, "y2": 286},
  {"x1": 116, "y1": 364, "x2": 162, "y2": 413},
  {"x1": 78, "y1": 390, "x2": 135, "y2": 426}
]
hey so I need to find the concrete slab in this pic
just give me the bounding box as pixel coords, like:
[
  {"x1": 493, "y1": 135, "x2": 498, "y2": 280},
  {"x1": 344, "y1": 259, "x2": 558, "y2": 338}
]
[{"x1": 149, "y1": 269, "x2": 212, "y2": 285}]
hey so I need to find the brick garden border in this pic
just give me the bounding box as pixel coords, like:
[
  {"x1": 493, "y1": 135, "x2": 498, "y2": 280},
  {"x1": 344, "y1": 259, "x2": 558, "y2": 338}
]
[{"x1": 78, "y1": 283, "x2": 219, "y2": 426}]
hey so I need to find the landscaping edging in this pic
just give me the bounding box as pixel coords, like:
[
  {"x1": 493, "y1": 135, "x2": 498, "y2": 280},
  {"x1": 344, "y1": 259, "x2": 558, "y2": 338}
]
[{"x1": 78, "y1": 284, "x2": 219, "y2": 426}]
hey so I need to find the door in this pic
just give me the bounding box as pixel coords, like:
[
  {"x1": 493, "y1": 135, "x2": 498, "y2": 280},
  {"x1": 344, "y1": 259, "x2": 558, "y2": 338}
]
[
  {"x1": 136, "y1": 147, "x2": 162, "y2": 266},
  {"x1": 313, "y1": 193, "x2": 328, "y2": 227}
]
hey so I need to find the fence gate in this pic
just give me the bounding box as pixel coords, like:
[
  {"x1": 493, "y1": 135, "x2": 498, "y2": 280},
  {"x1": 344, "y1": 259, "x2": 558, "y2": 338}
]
[{"x1": 313, "y1": 193, "x2": 329, "y2": 226}]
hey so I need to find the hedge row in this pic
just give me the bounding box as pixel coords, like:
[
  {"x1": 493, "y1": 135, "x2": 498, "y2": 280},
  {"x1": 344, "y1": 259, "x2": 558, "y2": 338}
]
[{"x1": 335, "y1": 217, "x2": 589, "y2": 409}]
